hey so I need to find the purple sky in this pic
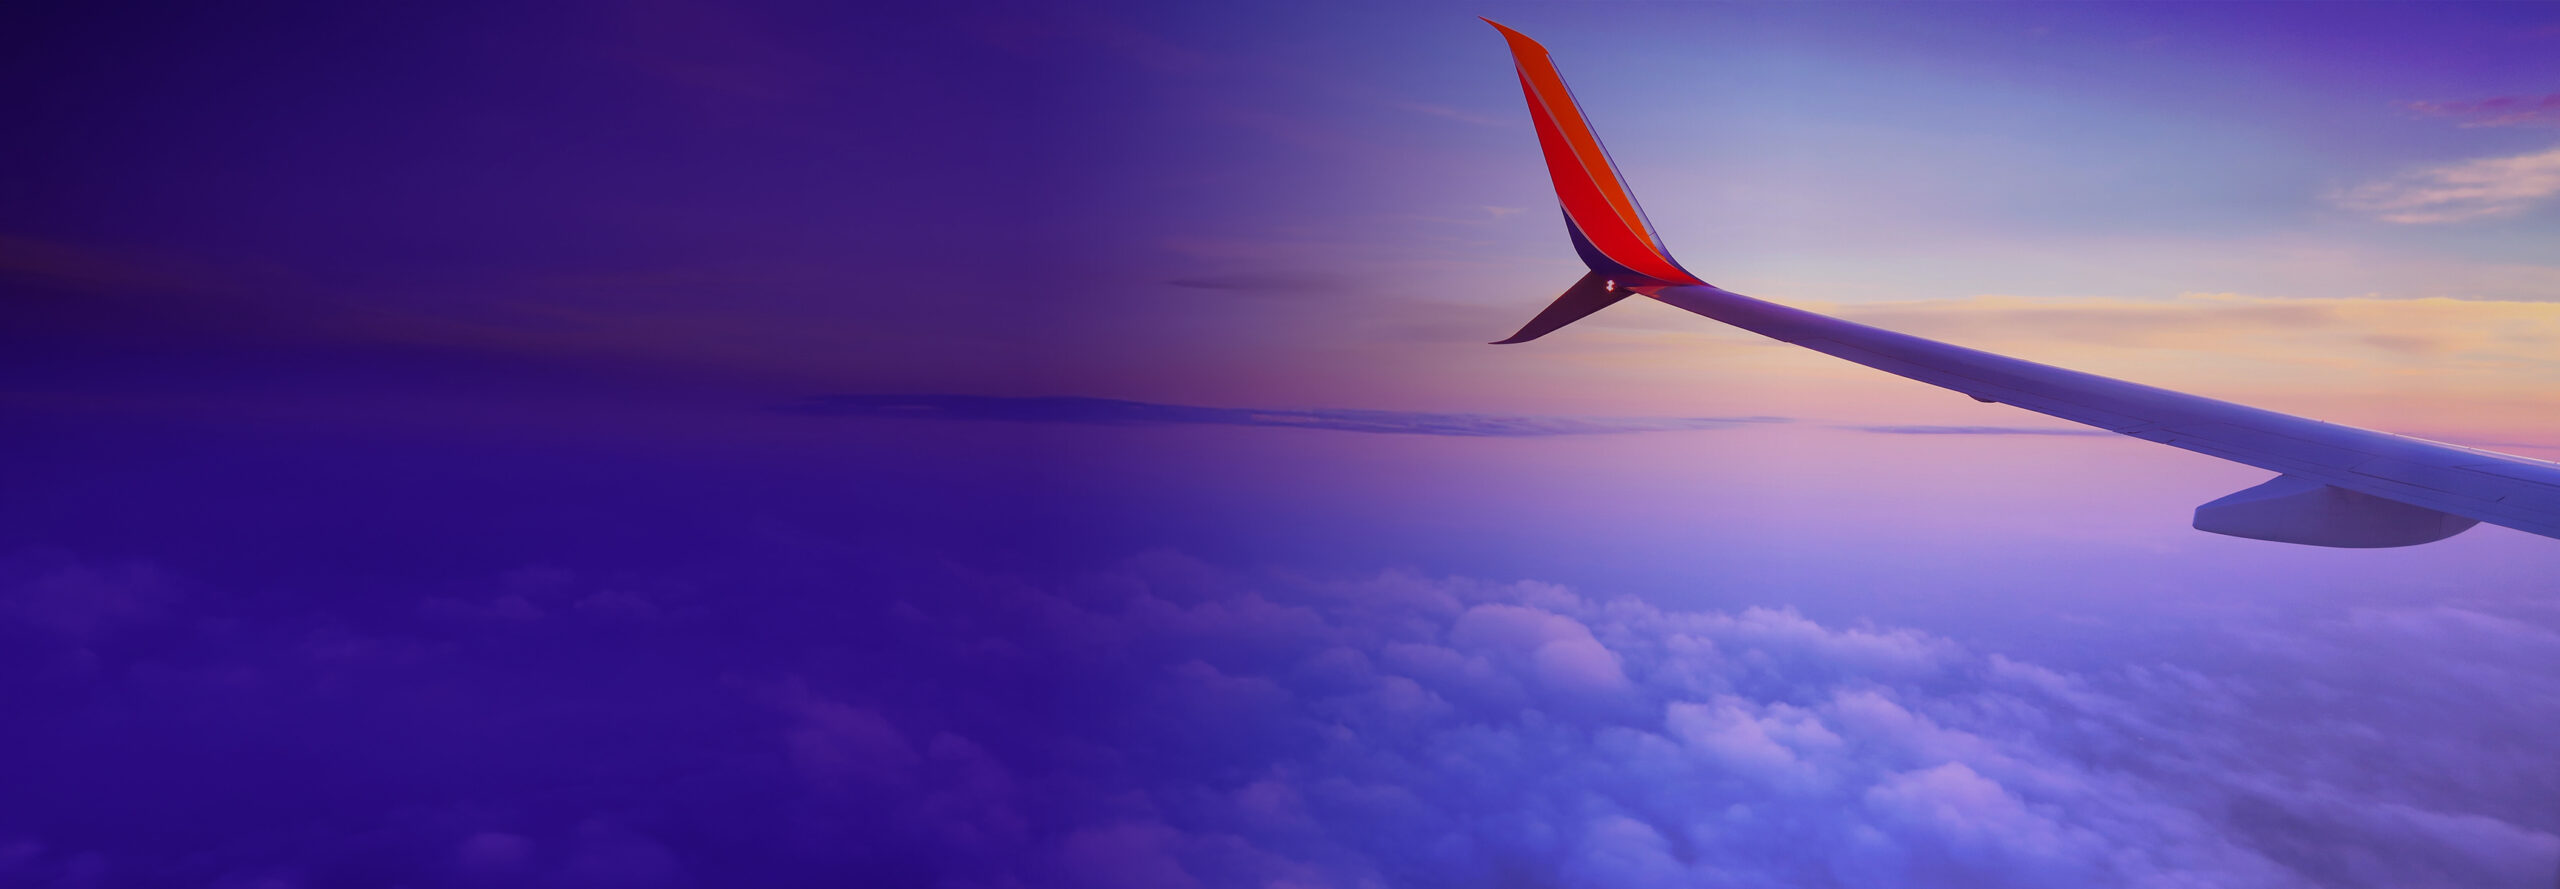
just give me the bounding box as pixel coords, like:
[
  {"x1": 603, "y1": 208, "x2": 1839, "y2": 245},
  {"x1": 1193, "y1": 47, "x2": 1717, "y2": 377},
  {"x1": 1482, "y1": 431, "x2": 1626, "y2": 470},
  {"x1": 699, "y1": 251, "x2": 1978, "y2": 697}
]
[{"x1": 6, "y1": 1, "x2": 2560, "y2": 886}]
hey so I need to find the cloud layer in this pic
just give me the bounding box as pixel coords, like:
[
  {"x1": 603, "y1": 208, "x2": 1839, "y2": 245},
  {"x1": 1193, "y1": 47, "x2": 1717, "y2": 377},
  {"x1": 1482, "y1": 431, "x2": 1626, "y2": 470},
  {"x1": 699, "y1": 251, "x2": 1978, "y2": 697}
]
[
  {"x1": 1848, "y1": 425, "x2": 2112, "y2": 437},
  {"x1": 876, "y1": 556, "x2": 2559, "y2": 888},
  {"x1": 787, "y1": 394, "x2": 1789, "y2": 437},
  {"x1": 7, "y1": 547, "x2": 2554, "y2": 887}
]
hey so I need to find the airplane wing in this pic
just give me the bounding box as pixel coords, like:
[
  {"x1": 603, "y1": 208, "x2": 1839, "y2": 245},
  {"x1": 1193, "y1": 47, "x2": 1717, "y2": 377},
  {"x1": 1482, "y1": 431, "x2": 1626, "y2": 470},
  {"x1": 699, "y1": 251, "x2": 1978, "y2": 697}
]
[{"x1": 1482, "y1": 19, "x2": 2560, "y2": 547}]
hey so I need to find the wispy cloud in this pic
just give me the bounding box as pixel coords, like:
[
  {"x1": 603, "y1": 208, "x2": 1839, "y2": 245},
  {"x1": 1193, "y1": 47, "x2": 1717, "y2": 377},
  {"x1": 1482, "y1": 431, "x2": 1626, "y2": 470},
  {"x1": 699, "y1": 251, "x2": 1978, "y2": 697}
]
[
  {"x1": 1391, "y1": 100, "x2": 1510, "y2": 128},
  {"x1": 1165, "y1": 272, "x2": 1343, "y2": 295},
  {"x1": 1848, "y1": 425, "x2": 2111, "y2": 437},
  {"x1": 786, "y1": 394, "x2": 1789, "y2": 437},
  {"x1": 0, "y1": 235, "x2": 231, "y2": 295},
  {"x1": 2403, "y1": 94, "x2": 2560, "y2": 128},
  {"x1": 604, "y1": 0, "x2": 836, "y2": 107},
  {"x1": 2332, "y1": 146, "x2": 2560, "y2": 223}
]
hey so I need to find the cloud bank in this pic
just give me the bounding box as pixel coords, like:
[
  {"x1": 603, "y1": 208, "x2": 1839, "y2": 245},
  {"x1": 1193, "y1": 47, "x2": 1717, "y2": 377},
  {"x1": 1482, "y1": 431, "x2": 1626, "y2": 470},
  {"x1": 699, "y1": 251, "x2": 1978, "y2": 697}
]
[
  {"x1": 6, "y1": 547, "x2": 2553, "y2": 887},
  {"x1": 786, "y1": 394, "x2": 1790, "y2": 437},
  {"x1": 1849, "y1": 425, "x2": 2112, "y2": 437}
]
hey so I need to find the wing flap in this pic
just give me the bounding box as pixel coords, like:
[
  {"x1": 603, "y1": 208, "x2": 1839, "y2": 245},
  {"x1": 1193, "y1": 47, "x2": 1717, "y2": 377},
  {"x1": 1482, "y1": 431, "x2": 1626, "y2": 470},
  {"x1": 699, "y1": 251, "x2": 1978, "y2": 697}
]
[{"x1": 2194, "y1": 474, "x2": 2478, "y2": 548}]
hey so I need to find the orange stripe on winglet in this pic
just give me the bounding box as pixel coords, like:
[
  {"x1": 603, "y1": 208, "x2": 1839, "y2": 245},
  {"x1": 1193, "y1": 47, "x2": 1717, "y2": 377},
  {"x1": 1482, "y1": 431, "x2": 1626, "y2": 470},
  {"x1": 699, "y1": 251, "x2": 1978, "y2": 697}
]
[
  {"x1": 1515, "y1": 73, "x2": 1688, "y2": 281},
  {"x1": 1485, "y1": 19, "x2": 1699, "y2": 285}
]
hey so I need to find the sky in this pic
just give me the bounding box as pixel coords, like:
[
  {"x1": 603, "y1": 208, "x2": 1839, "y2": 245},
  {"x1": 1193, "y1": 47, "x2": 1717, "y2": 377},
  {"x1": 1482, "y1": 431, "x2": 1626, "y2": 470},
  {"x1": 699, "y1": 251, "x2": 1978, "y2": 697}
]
[{"x1": 5, "y1": 0, "x2": 2560, "y2": 886}]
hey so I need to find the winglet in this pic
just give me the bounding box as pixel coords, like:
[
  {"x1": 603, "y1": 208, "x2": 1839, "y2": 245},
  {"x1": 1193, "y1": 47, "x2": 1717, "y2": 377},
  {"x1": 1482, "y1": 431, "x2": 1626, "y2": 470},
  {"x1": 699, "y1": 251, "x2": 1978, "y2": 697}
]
[
  {"x1": 1484, "y1": 19, "x2": 1703, "y2": 290},
  {"x1": 1493, "y1": 271, "x2": 1631, "y2": 344}
]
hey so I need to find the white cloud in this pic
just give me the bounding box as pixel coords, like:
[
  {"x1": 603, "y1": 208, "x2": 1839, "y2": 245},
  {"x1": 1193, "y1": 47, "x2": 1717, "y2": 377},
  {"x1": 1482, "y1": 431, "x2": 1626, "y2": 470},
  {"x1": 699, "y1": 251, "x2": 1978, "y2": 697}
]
[
  {"x1": 821, "y1": 555, "x2": 2560, "y2": 889},
  {"x1": 1665, "y1": 696, "x2": 1840, "y2": 791},
  {"x1": 16, "y1": 548, "x2": 2555, "y2": 888},
  {"x1": 2334, "y1": 146, "x2": 2560, "y2": 223},
  {"x1": 1451, "y1": 603, "x2": 1633, "y2": 695}
]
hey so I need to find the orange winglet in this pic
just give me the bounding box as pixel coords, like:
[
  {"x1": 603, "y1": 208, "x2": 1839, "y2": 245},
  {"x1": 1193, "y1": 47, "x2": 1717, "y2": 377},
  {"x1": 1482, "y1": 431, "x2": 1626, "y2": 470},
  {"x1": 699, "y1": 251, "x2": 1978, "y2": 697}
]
[{"x1": 1484, "y1": 19, "x2": 1702, "y2": 286}]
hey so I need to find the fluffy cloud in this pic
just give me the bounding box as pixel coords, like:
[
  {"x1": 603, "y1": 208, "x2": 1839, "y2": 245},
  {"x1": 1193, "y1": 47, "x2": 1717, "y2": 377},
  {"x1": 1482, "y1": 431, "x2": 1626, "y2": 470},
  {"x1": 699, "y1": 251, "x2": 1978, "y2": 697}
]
[
  {"x1": 3, "y1": 550, "x2": 2555, "y2": 887},
  {"x1": 883, "y1": 555, "x2": 2555, "y2": 888}
]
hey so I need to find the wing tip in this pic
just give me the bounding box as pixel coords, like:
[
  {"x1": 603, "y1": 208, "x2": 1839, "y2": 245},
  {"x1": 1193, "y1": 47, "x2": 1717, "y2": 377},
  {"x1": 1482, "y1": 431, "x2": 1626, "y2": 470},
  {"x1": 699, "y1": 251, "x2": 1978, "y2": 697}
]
[{"x1": 1480, "y1": 18, "x2": 1545, "y2": 55}]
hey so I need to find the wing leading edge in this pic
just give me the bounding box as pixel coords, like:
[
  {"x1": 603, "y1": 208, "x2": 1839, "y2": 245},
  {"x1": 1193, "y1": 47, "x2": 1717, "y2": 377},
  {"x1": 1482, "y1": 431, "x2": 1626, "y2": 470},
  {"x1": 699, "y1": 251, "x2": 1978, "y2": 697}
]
[{"x1": 1484, "y1": 20, "x2": 2560, "y2": 547}]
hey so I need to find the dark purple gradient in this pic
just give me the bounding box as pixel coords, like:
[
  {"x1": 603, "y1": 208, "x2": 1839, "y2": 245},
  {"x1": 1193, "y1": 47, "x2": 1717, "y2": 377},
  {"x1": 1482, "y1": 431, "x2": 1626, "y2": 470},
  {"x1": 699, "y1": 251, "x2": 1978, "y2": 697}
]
[{"x1": 8, "y1": 1, "x2": 2560, "y2": 886}]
